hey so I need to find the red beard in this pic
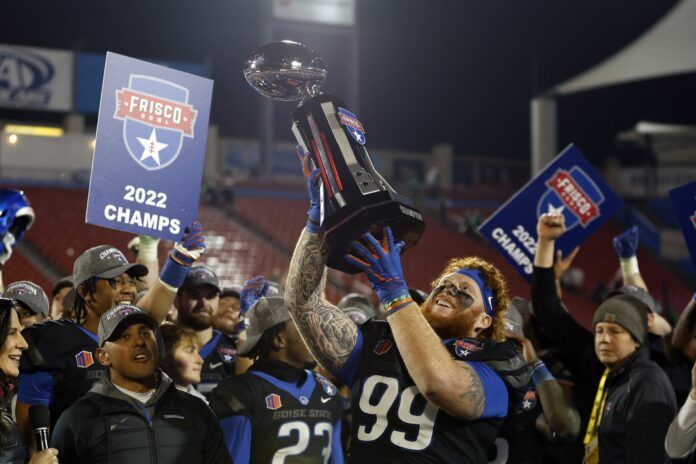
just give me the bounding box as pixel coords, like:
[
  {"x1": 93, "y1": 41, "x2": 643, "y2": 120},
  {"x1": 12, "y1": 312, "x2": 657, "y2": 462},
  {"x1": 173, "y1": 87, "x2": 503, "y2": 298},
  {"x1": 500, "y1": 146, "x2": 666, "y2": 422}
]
[{"x1": 421, "y1": 300, "x2": 477, "y2": 339}]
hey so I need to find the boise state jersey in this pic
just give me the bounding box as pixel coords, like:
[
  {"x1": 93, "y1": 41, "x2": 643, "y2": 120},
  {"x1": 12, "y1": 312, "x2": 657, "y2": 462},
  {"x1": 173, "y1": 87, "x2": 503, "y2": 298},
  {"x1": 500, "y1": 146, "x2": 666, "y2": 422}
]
[
  {"x1": 196, "y1": 330, "x2": 237, "y2": 397},
  {"x1": 19, "y1": 319, "x2": 106, "y2": 428},
  {"x1": 210, "y1": 360, "x2": 345, "y2": 464},
  {"x1": 338, "y1": 320, "x2": 528, "y2": 464},
  {"x1": 490, "y1": 385, "x2": 544, "y2": 463}
]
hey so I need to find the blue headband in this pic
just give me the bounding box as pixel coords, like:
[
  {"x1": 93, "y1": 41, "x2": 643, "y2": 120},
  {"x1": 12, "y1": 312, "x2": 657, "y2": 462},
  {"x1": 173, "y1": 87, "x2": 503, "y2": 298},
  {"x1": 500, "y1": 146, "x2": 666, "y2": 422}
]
[{"x1": 456, "y1": 268, "x2": 495, "y2": 317}]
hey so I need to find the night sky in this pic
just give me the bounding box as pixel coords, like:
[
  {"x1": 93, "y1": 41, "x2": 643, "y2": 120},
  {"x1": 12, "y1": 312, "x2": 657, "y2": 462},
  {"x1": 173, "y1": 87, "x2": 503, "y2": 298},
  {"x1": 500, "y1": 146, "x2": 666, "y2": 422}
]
[{"x1": 2, "y1": 0, "x2": 694, "y2": 163}]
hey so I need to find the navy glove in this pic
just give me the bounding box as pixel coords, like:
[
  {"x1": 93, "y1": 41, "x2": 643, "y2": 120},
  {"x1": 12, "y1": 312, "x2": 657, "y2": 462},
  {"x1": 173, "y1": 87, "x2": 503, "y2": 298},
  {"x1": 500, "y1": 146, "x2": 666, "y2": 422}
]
[
  {"x1": 613, "y1": 226, "x2": 639, "y2": 259},
  {"x1": 298, "y1": 146, "x2": 321, "y2": 233},
  {"x1": 160, "y1": 221, "x2": 205, "y2": 288},
  {"x1": 240, "y1": 275, "x2": 269, "y2": 314},
  {"x1": 344, "y1": 227, "x2": 411, "y2": 315}
]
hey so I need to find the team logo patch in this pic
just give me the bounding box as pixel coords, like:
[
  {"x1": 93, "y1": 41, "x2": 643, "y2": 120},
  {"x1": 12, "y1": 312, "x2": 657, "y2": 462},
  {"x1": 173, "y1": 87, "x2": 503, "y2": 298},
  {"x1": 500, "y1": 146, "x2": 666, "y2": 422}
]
[
  {"x1": 373, "y1": 339, "x2": 393, "y2": 356},
  {"x1": 337, "y1": 107, "x2": 366, "y2": 145},
  {"x1": 75, "y1": 350, "x2": 94, "y2": 369},
  {"x1": 454, "y1": 339, "x2": 483, "y2": 358},
  {"x1": 316, "y1": 374, "x2": 337, "y2": 396},
  {"x1": 537, "y1": 167, "x2": 605, "y2": 232},
  {"x1": 115, "y1": 74, "x2": 198, "y2": 171},
  {"x1": 521, "y1": 389, "x2": 537, "y2": 410},
  {"x1": 217, "y1": 345, "x2": 237, "y2": 364},
  {"x1": 299, "y1": 396, "x2": 309, "y2": 405},
  {"x1": 265, "y1": 394, "x2": 282, "y2": 410}
]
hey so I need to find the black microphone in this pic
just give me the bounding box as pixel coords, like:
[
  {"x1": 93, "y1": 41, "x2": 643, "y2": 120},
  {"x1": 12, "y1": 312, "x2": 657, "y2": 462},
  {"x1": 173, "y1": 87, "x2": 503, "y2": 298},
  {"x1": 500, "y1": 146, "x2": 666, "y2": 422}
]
[{"x1": 28, "y1": 405, "x2": 50, "y2": 451}]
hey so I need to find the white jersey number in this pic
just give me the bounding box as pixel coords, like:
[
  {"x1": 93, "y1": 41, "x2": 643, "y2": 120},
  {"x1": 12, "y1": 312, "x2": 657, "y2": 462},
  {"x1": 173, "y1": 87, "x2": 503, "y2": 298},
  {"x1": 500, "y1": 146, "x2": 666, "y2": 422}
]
[
  {"x1": 272, "y1": 421, "x2": 333, "y2": 464},
  {"x1": 356, "y1": 375, "x2": 438, "y2": 451}
]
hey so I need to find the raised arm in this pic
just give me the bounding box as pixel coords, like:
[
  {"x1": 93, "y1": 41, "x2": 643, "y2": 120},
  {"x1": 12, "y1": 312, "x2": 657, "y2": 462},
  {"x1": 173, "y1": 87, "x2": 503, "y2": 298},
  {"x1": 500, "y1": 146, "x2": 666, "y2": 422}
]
[
  {"x1": 345, "y1": 228, "x2": 497, "y2": 420},
  {"x1": 612, "y1": 226, "x2": 649, "y2": 292},
  {"x1": 673, "y1": 295, "x2": 696, "y2": 361},
  {"x1": 284, "y1": 164, "x2": 358, "y2": 374},
  {"x1": 139, "y1": 221, "x2": 205, "y2": 324}
]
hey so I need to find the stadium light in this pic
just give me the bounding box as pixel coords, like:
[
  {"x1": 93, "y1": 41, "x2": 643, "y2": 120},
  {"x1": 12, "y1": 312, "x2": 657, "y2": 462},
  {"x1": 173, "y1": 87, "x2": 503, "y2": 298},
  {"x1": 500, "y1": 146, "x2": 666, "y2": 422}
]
[
  {"x1": 3, "y1": 124, "x2": 64, "y2": 137},
  {"x1": 7, "y1": 134, "x2": 18, "y2": 144}
]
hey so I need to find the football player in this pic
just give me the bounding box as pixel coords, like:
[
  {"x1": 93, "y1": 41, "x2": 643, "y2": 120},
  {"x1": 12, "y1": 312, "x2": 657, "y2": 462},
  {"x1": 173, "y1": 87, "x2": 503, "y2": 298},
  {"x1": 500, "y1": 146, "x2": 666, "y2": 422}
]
[
  {"x1": 16, "y1": 222, "x2": 206, "y2": 452},
  {"x1": 284, "y1": 164, "x2": 528, "y2": 463},
  {"x1": 173, "y1": 265, "x2": 237, "y2": 397},
  {"x1": 210, "y1": 296, "x2": 344, "y2": 464}
]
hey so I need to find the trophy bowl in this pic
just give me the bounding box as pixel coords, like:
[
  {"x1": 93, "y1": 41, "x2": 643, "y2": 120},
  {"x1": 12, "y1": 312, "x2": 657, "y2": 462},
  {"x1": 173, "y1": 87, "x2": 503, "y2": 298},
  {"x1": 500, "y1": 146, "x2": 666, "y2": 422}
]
[
  {"x1": 243, "y1": 41, "x2": 425, "y2": 273},
  {"x1": 243, "y1": 40, "x2": 327, "y2": 102}
]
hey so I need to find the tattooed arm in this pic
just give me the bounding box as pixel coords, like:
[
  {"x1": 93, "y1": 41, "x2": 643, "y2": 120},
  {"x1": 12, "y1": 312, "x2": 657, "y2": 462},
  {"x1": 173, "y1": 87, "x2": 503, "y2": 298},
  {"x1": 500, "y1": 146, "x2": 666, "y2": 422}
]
[
  {"x1": 285, "y1": 228, "x2": 359, "y2": 374},
  {"x1": 387, "y1": 302, "x2": 488, "y2": 420}
]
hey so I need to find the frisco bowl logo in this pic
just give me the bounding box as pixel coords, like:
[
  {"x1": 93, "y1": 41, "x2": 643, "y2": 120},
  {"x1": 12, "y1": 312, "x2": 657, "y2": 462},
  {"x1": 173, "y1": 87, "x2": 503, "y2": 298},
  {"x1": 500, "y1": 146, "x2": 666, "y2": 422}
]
[
  {"x1": 454, "y1": 339, "x2": 483, "y2": 358},
  {"x1": 537, "y1": 166, "x2": 605, "y2": 232},
  {"x1": 337, "y1": 107, "x2": 366, "y2": 145},
  {"x1": 114, "y1": 75, "x2": 198, "y2": 171},
  {"x1": 0, "y1": 49, "x2": 54, "y2": 108}
]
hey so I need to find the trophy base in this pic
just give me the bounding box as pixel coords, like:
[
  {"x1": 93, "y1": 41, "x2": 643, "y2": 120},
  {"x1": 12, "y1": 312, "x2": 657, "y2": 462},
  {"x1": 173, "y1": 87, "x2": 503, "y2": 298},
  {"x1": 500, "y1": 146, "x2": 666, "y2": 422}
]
[{"x1": 319, "y1": 190, "x2": 426, "y2": 274}]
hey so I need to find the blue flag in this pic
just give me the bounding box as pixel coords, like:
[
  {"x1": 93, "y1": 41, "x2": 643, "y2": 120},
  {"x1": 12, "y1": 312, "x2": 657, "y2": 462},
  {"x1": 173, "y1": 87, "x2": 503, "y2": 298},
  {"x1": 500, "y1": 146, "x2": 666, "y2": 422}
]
[
  {"x1": 669, "y1": 181, "x2": 696, "y2": 266},
  {"x1": 478, "y1": 144, "x2": 623, "y2": 282},
  {"x1": 86, "y1": 52, "x2": 213, "y2": 241}
]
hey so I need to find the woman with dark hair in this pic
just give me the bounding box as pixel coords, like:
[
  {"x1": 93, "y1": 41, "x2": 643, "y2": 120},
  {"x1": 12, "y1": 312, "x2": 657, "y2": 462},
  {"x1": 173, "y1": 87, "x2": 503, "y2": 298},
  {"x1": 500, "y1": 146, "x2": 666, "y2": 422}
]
[{"x1": 0, "y1": 297, "x2": 59, "y2": 463}]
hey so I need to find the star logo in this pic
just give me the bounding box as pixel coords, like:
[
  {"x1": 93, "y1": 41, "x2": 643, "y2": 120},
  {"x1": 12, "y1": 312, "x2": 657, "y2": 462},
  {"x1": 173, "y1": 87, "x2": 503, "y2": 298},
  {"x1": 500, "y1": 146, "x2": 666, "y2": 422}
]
[
  {"x1": 137, "y1": 129, "x2": 168, "y2": 166},
  {"x1": 522, "y1": 399, "x2": 532, "y2": 409},
  {"x1": 547, "y1": 203, "x2": 565, "y2": 215},
  {"x1": 351, "y1": 128, "x2": 363, "y2": 143}
]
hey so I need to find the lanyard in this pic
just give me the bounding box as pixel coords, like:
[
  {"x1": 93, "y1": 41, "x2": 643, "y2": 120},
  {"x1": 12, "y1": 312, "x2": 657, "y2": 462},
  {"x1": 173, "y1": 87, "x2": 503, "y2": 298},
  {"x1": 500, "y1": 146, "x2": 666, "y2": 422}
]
[{"x1": 583, "y1": 368, "x2": 611, "y2": 446}]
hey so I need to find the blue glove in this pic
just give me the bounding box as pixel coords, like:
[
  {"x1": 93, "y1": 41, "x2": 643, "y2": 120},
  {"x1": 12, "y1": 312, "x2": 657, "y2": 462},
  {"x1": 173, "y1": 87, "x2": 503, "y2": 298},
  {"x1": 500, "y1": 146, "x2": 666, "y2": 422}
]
[
  {"x1": 240, "y1": 275, "x2": 269, "y2": 314},
  {"x1": 298, "y1": 146, "x2": 321, "y2": 233},
  {"x1": 160, "y1": 221, "x2": 206, "y2": 288},
  {"x1": 344, "y1": 227, "x2": 410, "y2": 314},
  {"x1": 613, "y1": 226, "x2": 639, "y2": 259}
]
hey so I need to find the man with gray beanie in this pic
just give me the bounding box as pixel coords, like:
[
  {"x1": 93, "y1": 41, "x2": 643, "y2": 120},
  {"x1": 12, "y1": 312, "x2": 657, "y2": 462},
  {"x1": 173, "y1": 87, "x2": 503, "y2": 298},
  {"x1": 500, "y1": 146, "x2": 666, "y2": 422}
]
[
  {"x1": 583, "y1": 295, "x2": 677, "y2": 464},
  {"x1": 210, "y1": 296, "x2": 345, "y2": 464}
]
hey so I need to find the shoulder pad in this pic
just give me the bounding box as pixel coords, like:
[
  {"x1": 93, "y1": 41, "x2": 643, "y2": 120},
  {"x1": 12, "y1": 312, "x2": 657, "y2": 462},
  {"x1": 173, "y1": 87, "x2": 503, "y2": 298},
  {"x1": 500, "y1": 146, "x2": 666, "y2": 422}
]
[
  {"x1": 208, "y1": 376, "x2": 252, "y2": 419},
  {"x1": 313, "y1": 372, "x2": 339, "y2": 397},
  {"x1": 20, "y1": 320, "x2": 76, "y2": 371},
  {"x1": 451, "y1": 338, "x2": 530, "y2": 391}
]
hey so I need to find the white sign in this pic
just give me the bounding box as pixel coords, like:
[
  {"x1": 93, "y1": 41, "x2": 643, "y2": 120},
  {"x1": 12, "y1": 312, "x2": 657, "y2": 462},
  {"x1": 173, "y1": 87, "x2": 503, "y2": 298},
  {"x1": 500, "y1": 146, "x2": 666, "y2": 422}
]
[
  {"x1": 273, "y1": 0, "x2": 355, "y2": 26},
  {"x1": 0, "y1": 44, "x2": 73, "y2": 112},
  {"x1": 618, "y1": 167, "x2": 696, "y2": 197}
]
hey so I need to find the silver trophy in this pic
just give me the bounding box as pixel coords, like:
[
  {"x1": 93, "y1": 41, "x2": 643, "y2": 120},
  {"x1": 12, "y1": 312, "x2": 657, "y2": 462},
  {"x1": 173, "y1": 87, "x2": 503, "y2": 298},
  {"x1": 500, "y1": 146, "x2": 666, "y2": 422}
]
[{"x1": 244, "y1": 40, "x2": 425, "y2": 273}]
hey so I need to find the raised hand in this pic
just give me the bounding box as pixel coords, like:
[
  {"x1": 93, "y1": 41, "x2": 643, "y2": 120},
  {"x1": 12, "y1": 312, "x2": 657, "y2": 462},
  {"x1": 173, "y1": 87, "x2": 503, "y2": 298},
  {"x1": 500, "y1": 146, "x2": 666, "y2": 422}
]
[
  {"x1": 297, "y1": 146, "x2": 321, "y2": 233},
  {"x1": 344, "y1": 227, "x2": 409, "y2": 306},
  {"x1": 240, "y1": 275, "x2": 269, "y2": 314},
  {"x1": 613, "y1": 226, "x2": 639, "y2": 259},
  {"x1": 537, "y1": 213, "x2": 566, "y2": 241}
]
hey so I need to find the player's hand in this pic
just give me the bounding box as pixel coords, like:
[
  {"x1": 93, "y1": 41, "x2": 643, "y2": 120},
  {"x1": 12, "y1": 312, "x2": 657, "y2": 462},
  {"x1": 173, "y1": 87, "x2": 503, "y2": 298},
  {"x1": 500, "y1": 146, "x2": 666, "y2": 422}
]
[
  {"x1": 28, "y1": 448, "x2": 59, "y2": 464},
  {"x1": 344, "y1": 227, "x2": 409, "y2": 303},
  {"x1": 505, "y1": 331, "x2": 539, "y2": 365},
  {"x1": 613, "y1": 226, "x2": 639, "y2": 259},
  {"x1": 170, "y1": 221, "x2": 205, "y2": 267},
  {"x1": 297, "y1": 146, "x2": 321, "y2": 233},
  {"x1": 240, "y1": 275, "x2": 269, "y2": 314},
  {"x1": 537, "y1": 214, "x2": 566, "y2": 241},
  {"x1": 0, "y1": 232, "x2": 16, "y2": 266},
  {"x1": 554, "y1": 247, "x2": 579, "y2": 281}
]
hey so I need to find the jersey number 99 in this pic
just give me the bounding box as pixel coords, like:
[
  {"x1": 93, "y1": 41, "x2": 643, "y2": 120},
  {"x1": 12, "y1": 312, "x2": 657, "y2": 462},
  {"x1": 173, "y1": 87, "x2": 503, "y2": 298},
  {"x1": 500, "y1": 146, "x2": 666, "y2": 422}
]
[{"x1": 357, "y1": 375, "x2": 438, "y2": 451}]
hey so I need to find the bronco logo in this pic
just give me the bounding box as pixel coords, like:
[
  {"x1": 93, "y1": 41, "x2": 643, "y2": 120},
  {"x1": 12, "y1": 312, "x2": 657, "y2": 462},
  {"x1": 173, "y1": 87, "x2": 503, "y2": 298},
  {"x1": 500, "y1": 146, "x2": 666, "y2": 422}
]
[
  {"x1": 114, "y1": 75, "x2": 198, "y2": 171},
  {"x1": 0, "y1": 50, "x2": 54, "y2": 108},
  {"x1": 537, "y1": 167, "x2": 605, "y2": 232}
]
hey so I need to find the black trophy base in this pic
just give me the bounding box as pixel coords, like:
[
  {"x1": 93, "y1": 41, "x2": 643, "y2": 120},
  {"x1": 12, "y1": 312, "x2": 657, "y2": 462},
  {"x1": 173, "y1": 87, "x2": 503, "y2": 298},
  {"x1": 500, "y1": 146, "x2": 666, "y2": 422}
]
[{"x1": 319, "y1": 190, "x2": 426, "y2": 274}]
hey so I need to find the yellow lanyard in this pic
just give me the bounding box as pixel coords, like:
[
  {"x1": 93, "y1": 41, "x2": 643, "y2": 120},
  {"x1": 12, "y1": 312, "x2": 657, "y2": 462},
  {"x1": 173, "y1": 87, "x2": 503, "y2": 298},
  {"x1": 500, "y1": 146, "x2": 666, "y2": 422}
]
[{"x1": 583, "y1": 368, "x2": 611, "y2": 446}]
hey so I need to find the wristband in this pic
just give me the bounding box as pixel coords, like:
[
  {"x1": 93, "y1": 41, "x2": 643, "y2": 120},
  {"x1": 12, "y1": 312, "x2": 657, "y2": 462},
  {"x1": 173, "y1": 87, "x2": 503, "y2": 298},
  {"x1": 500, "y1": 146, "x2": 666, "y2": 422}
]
[
  {"x1": 620, "y1": 256, "x2": 640, "y2": 277},
  {"x1": 384, "y1": 295, "x2": 414, "y2": 318},
  {"x1": 159, "y1": 256, "x2": 190, "y2": 289},
  {"x1": 306, "y1": 218, "x2": 321, "y2": 234},
  {"x1": 530, "y1": 359, "x2": 555, "y2": 385}
]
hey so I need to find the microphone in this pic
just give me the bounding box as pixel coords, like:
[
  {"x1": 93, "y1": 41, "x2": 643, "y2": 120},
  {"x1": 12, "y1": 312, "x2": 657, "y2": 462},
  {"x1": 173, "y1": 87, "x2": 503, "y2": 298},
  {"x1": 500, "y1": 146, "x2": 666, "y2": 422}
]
[{"x1": 28, "y1": 405, "x2": 50, "y2": 451}]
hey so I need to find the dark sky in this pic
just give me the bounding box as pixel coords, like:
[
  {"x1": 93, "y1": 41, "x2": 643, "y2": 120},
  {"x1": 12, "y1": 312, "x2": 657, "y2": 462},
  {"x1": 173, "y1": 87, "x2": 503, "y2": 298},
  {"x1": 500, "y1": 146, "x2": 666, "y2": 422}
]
[{"x1": 2, "y1": 0, "x2": 693, "y2": 163}]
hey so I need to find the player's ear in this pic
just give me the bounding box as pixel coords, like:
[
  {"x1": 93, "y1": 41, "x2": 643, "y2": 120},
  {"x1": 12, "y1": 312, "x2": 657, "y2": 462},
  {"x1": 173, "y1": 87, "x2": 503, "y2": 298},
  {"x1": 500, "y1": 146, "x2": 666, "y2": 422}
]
[
  {"x1": 272, "y1": 332, "x2": 286, "y2": 351},
  {"x1": 479, "y1": 313, "x2": 492, "y2": 330},
  {"x1": 96, "y1": 347, "x2": 112, "y2": 367},
  {"x1": 77, "y1": 284, "x2": 93, "y2": 304}
]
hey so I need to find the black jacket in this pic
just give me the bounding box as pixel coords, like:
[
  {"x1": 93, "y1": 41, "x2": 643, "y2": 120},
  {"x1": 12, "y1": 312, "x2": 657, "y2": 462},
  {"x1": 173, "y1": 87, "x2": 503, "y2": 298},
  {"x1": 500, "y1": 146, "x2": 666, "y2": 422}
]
[
  {"x1": 0, "y1": 403, "x2": 28, "y2": 464},
  {"x1": 50, "y1": 371, "x2": 232, "y2": 464},
  {"x1": 598, "y1": 347, "x2": 677, "y2": 464}
]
